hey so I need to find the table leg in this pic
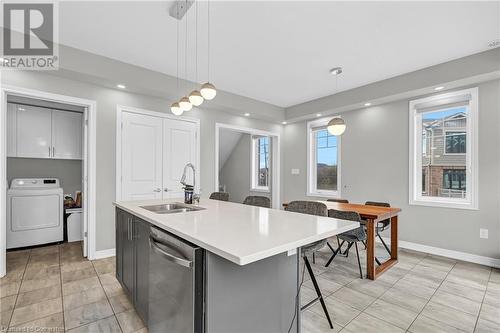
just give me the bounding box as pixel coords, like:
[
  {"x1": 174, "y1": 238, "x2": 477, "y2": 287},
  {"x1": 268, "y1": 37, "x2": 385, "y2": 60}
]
[
  {"x1": 390, "y1": 215, "x2": 398, "y2": 260},
  {"x1": 366, "y1": 218, "x2": 375, "y2": 280}
]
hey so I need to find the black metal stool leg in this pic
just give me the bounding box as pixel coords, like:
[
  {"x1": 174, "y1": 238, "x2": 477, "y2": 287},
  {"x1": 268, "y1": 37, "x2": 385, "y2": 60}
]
[
  {"x1": 325, "y1": 240, "x2": 344, "y2": 267},
  {"x1": 312, "y1": 252, "x2": 316, "y2": 264},
  {"x1": 362, "y1": 240, "x2": 382, "y2": 266},
  {"x1": 303, "y1": 256, "x2": 334, "y2": 329},
  {"x1": 354, "y1": 242, "x2": 363, "y2": 279}
]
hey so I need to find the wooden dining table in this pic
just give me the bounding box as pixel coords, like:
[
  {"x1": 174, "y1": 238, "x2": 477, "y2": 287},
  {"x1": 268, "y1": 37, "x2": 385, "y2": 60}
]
[{"x1": 282, "y1": 201, "x2": 402, "y2": 280}]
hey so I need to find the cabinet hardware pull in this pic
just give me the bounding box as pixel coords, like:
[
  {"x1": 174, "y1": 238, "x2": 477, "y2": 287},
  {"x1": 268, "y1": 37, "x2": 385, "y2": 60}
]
[
  {"x1": 153, "y1": 188, "x2": 161, "y2": 192},
  {"x1": 48, "y1": 147, "x2": 51, "y2": 157},
  {"x1": 149, "y1": 236, "x2": 193, "y2": 268}
]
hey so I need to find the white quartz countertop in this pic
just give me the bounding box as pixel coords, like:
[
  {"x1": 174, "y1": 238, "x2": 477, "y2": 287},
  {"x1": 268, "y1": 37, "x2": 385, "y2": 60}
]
[{"x1": 113, "y1": 199, "x2": 359, "y2": 266}]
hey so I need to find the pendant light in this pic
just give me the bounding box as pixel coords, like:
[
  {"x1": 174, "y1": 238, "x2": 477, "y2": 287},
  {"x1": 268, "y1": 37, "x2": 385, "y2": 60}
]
[
  {"x1": 201, "y1": 0, "x2": 216, "y2": 100},
  {"x1": 189, "y1": 1, "x2": 204, "y2": 107},
  {"x1": 327, "y1": 117, "x2": 346, "y2": 136},
  {"x1": 180, "y1": 3, "x2": 192, "y2": 112},
  {"x1": 171, "y1": 3, "x2": 184, "y2": 116}
]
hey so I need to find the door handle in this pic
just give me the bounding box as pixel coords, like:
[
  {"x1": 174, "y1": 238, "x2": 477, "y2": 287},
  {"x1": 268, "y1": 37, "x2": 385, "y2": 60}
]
[
  {"x1": 153, "y1": 188, "x2": 161, "y2": 192},
  {"x1": 52, "y1": 147, "x2": 55, "y2": 156},
  {"x1": 149, "y1": 236, "x2": 193, "y2": 268},
  {"x1": 48, "y1": 147, "x2": 51, "y2": 157},
  {"x1": 164, "y1": 188, "x2": 169, "y2": 192}
]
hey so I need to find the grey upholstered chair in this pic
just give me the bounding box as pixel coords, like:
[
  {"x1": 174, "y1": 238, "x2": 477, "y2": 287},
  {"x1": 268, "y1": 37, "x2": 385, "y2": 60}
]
[
  {"x1": 365, "y1": 201, "x2": 391, "y2": 256},
  {"x1": 327, "y1": 198, "x2": 349, "y2": 203},
  {"x1": 285, "y1": 201, "x2": 333, "y2": 329},
  {"x1": 326, "y1": 209, "x2": 365, "y2": 279},
  {"x1": 209, "y1": 192, "x2": 229, "y2": 201},
  {"x1": 242, "y1": 196, "x2": 271, "y2": 208}
]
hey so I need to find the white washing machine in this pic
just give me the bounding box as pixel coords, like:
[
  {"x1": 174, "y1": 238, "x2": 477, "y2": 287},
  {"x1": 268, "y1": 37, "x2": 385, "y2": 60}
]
[{"x1": 7, "y1": 178, "x2": 63, "y2": 249}]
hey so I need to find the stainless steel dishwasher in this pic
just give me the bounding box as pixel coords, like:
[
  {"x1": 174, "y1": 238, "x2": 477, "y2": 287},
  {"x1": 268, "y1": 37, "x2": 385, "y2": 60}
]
[{"x1": 148, "y1": 225, "x2": 204, "y2": 333}]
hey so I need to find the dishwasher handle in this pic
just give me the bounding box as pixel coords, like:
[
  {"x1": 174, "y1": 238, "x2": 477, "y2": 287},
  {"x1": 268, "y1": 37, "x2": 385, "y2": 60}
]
[{"x1": 149, "y1": 236, "x2": 193, "y2": 268}]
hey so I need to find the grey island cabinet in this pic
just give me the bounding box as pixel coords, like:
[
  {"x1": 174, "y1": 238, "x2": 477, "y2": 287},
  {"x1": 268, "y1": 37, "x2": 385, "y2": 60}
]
[{"x1": 114, "y1": 199, "x2": 358, "y2": 333}]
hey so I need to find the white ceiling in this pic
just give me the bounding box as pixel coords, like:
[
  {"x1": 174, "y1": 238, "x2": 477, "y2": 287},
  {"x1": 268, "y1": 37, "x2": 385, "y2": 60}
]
[{"x1": 59, "y1": 1, "x2": 499, "y2": 108}]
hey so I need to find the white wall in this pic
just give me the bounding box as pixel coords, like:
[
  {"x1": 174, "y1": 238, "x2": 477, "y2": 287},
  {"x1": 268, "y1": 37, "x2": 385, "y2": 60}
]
[
  {"x1": 2, "y1": 70, "x2": 283, "y2": 252},
  {"x1": 283, "y1": 79, "x2": 500, "y2": 259}
]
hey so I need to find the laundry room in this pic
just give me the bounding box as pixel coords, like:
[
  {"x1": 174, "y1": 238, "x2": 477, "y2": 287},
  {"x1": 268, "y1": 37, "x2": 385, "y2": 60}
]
[{"x1": 5, "y1": 95, "x2": 86, "y2": 255}]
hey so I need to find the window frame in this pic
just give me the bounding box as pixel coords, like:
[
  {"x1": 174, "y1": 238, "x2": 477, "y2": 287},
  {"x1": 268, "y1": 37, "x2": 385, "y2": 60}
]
[
  {"x1": 409, "y1": 87, "x2": 478, "y2": 210},
  {"x1": 250, "y1": 136, "x2": 270, "y2": 192},
  {"x1": 306, "y1": 118, "x2": 342, "y2": 198}
]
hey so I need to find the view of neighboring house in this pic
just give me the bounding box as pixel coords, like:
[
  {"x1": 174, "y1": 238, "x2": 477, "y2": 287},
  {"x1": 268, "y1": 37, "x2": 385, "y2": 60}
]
[{"x1": 422, "y1": 108, "x2": 467, "y2": 198}]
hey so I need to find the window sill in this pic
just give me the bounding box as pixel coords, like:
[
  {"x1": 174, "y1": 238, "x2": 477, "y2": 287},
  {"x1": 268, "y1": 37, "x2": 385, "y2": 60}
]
[
  {"x1": 306, "y1": 191, "x2": 341, "y2": 199},
  {"x1": 251, "y1": 187, "x2": 270, "y2": 193},
  {"x1": 409, "y1": 198, "x2": 478, "y2": 210}
]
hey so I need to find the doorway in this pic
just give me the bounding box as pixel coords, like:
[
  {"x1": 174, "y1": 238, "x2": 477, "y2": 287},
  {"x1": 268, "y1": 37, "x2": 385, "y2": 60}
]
[
  {"x1": 215, "y1": 123, "x2": 280, "y2": 209},
  {"x1": 0, "y1": 85, "x2": 97, "y2": 277}
]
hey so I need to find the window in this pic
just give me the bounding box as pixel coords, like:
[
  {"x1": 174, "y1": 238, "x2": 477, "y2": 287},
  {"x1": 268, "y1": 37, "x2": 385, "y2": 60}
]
[
  {"x1": 251, "y1": 136, "x2": 270, "y2": 191},
  {"x1": 307, "y1": 119, "x2": 341, "y2": 197},
  {"x1": 445, "y1": 131, "x2": 466, "y2": 154},
  {"x1": 409, "y1": 88, "x2": 478, "y2": 209}
]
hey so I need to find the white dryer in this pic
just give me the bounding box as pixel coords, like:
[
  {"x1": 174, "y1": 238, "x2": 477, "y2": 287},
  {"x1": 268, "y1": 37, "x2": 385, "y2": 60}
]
[{"x1": 7, "y1": 178, "x2": 63, "y2": 249}]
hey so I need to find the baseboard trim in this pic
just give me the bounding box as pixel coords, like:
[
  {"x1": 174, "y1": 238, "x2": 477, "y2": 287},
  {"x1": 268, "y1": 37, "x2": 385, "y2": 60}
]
[
  {"x1": 92, "y1": 248, "x2": 115, "y2": 260},
  {"x1": 381, "y1": 237, "x2": 500, "y2": 268}
]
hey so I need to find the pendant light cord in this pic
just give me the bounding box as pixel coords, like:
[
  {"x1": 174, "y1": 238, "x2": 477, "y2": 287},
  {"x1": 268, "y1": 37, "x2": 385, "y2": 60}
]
[
  {"x1": 207, "y1": 0, "x2": 210, "y2": 83},
  {"x1": 195, "y1": 0, "x2": 198, "y2": 84},
  {"x1": 176, "y1": 2, "x2": 179, "y2": 96},
  {"x1": 185, "y1": 0, "x2": 188, "y2": 92}
]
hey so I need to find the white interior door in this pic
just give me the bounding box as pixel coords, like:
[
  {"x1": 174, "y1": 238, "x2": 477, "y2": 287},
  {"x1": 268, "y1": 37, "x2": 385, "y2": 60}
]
[
  {"x1": 16, "y1": 105, "x2": 52, "y2": 158},
  {"x1": 122, "y1": 112, "x2": 163, "y2": 200},
  {"x1": 52, "y1": 110, "x2": 83, "y2": 159},
  {"x1": 163, "y1": 119, "x2": 198, "y2": 198}
]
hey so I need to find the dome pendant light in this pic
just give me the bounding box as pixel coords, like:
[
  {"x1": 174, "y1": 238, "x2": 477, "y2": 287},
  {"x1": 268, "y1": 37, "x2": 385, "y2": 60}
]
[
  {"x1": 171, "y1": 102, "x2": 183, "y2": 116},
  {"x1": 179, "y1": 96, "x2": 192, "y2": 111},
  {"x1": 200, "y1": 82, "x2": 216, "y2": 100},
  {"x1": 189, "y1": 90, "x2": 204, "y2": 106},
  {"x1": 201, "y1": 0, "x2": 217, "y2": 101},
  {"x1": 327, "y1": 117, "x2": 346, "y2": 136}
]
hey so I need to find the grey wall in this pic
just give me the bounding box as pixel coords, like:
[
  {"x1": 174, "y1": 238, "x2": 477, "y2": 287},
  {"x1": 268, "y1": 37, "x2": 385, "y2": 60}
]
[
  {"x1": 283, "y1": 79, "x2": 500, "y2": 259},
  {"x1": 7, "y1": 158, "x2": 82, "y2": 197},
  {"x1": 219, "y1": 134, "x2": 271, "y2": 204},
  {"x1": 2, "y1": 70, "x2": 283, "y2": 252}
]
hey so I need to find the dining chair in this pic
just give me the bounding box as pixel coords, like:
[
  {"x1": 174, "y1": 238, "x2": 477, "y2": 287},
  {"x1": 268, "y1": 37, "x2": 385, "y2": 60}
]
[
  {"x1": 327, "y1": 198, "x2": 349, "y2": 203},
  {"x1": 209, "y1": 192, "x2": 229, "y2": 201},
  {"x1": 365, "y1": 201, "x2": 391, "y2": 256},
  {"x1": 243, "y1": 195, "x2": 271, "y2": 208},
  {"x1": 325, "y1": 209, "x2": 365, "y2": 279},
  {"x1": 285, "y1": 201, "x2": 334, "y2": 329}
]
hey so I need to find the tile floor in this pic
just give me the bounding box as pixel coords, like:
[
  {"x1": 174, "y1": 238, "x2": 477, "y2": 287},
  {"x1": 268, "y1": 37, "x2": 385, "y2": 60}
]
[{"x1": 1, "y1": 241, "x2": 498, "y2": 333}]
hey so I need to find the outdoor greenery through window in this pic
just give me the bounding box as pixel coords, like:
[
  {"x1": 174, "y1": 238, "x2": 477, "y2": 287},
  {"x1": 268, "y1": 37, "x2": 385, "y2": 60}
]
[
  {"x1": 307, "y1": 119, "x2": 340, "y2": 197},
  {"x1": 410, "y1": 87, "x2": 477, "y2": 209},
  {"x1": 252, "y1": 136, "x2": 269, "y2": 190},
  {"x1": 316, "y1": 129, "x2": 338, "y2": 191}
]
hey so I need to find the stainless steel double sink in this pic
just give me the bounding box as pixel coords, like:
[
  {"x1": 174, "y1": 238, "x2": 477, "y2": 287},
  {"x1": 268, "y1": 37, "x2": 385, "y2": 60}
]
[{"x1": 140, "y1": 203, "x2": 206, "y2": 214}]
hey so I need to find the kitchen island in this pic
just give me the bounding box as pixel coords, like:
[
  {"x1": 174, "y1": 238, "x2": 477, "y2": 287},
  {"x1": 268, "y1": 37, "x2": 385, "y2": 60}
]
[{"x1": 114, "y1": 199, "x2": 359, "y2": 333}]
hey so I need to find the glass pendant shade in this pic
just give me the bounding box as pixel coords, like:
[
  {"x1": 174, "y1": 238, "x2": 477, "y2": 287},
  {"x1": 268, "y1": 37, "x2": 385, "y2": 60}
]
[
  {"x1": 179, "y1": 97, "x2": 193, "y2": 111},
  {"x1": 170, "y1": 102, "x2": 183, "y2": 116},
  {"x1": 189, "y1": 90, "x2": 204, "y2": 106},
  {"x1": 200, "y1": 82, "x2": 217, "y2": 100},
  {"x1": 327, "y1": 117, "x2": 346, "y2": 136}
]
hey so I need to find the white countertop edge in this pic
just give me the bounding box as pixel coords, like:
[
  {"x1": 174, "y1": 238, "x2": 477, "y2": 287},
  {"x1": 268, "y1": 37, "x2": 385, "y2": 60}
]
[{"x1": 114, "y1": 202, "x2": 359, "y2": 266}]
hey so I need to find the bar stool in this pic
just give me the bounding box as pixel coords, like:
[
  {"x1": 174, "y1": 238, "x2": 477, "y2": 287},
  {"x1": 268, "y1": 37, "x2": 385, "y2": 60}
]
[
  {"x1": 209, "y1": 192, "x2": 229, "y2": 201},
  {"x1": 285, "y1": 201, "x2": 334, "y2": 329},
  {"x1": 243, "y1": 196, "x2": 271, "y2": 208}
]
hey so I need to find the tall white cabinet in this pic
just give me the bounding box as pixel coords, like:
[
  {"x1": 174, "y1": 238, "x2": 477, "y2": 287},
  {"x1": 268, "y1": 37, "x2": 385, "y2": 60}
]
[
  {"x1": 7, "y1": 103, "x2": 83, "y2": 160},
  {"x1": 120, "y1": 111, "x2": 199, "y2": 201}
]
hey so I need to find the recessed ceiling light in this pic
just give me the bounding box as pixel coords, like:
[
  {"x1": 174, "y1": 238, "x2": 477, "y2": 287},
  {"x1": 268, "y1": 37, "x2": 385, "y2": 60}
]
[
  {"x1": 364, "y1": 103, "x2": 371, "y2": 107},
  {"x1": 329, "y1": 67, "x2": 342, "y2": 75},
  {"x1": 316, "y1": 113, "x2": 322, "y2": 117},
  {"x1": 434, "y1": 86, "x2": 444, "y2": 91},
  {"x1": 281, "y1": 121, "x2": 287, "y2": 125},
  {"x1": 117, "y1": 84, "x2": 126, "y2": 89},
  {"x1": 244, "y1": 113, "x2": 250, "y2": 117}
]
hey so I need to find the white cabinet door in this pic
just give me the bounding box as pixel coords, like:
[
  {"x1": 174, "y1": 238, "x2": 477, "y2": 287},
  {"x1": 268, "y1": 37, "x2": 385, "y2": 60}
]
[
  {"x1": 52, "y1": 110, "x2": 83, "y2": 159},
  {"x1": 163, "y1": 119, "x2": 198, "y2": 199},
  {"x1": 16, "y1": 105, "x2": 52, "y2": 158},
  {"x1": 122, "y1": 112, "x2": 163, "y2": 201},
  {"x1": 7, "y1": 103, "x2": 17, "y2": 157}
]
